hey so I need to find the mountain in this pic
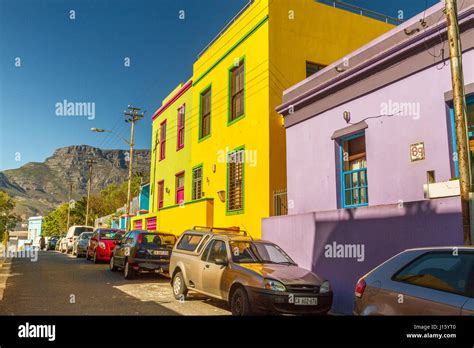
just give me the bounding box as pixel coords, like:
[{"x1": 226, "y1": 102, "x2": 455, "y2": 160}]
[{"x1": 0, "y1": 145, "x2": 151, "y2": 219}]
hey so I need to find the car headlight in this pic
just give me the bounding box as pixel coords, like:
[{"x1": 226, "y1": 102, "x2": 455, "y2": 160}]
[
  {"x1": 98, "y1": 242, "x2": 106, "y2": 249},
  {"x1": 263, "y1": 279, "x2": 286, "y2": 292},
  {"x1": 320, "y1": 281, "x2": 331, "y2": 293}
]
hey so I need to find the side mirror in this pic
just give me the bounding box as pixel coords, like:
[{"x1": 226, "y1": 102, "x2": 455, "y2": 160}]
[
  {"x1": 215, "y1": 258, "x2": 228, "y2": 266},
  {"x1": 115, "y1": 241, "x2": 122, "y2": 246}
]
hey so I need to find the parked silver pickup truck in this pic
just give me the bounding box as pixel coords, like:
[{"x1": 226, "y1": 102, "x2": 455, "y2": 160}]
[{"x1": 169, "y1": 227, "x2": 333, "y2": 315}]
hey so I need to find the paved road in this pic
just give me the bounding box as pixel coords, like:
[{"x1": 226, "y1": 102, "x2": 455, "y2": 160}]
[{"x1": 0, "y1": 251, "x2": 230, "y2": 315}]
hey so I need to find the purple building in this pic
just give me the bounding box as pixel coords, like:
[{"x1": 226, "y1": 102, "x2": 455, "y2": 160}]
[{"x1": 263, "y1": 2, "x2": 474, "y2": 314}]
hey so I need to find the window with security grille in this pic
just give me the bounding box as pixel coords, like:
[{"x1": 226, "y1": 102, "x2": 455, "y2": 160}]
[
  {"x1": 200, "y1": 88, "x2": 211, "y2": 139},
  {"x1": 192, "y1": 166, "x2": 203, "y2": 200},
  {"x1": 230, "y1": 62, "x2": 244, "y2": 121},
  {"x1": 227, "y1": 149, "x2": 244, "y2": 212}
]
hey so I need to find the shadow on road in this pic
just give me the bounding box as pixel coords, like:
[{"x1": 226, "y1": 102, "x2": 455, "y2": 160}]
[
  {"x1": 0, "y1": 251, "x2": 180, "y2": 315},
  {"x1": 0, "y1": 251, "x2": 231, "y2": 315}
]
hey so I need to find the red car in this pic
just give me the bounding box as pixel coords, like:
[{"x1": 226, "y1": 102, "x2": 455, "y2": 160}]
[{"x1": 86, "y1": 228, "x2": 125, "y2": 263}]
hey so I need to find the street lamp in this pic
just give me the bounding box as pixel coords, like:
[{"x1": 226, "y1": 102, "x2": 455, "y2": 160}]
[{"x1": 90, "y1": 128, "x2": 131, "y2": 145}]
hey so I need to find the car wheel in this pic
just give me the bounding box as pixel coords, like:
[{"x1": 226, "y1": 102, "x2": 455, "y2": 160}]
[
  {"x1": 172, "y1": 272, "x2": 188, "y2": 300},
  {"x1": 110, "y1": 256, "x2": 118, "y2": 272},
  {"x1": 93, "y1": 250, "x2": 99, "y2": 264},
  {"x1": 124, "y1": 260, "x2": 135, "y2": 279},
  {"x1": 231, "y1": 287, "x2": 251, "y2": 316}
]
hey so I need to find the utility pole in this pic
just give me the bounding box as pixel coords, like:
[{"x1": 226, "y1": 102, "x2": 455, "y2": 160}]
[
  {"x1": 124, "y1": 104, "x2": 145, "y2": 231},
  {"x1": 85, "y1": 159, "x2": 96, "y2": 226},
  {"x1": 445, "y1": 0, "x2": 471, "y2": 245},
  {"x1": 66, "y1": 181, "x2": 73, "y2": 230}
]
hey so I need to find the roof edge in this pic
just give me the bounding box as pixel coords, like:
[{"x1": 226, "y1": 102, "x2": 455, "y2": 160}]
[{"x1": 152, "y1": 80, "x2": 193, "y2": 121}]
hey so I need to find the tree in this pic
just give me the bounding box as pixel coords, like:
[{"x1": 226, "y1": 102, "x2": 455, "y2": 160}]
[
  {"x1": 0, "y1": 191, "x2": 20, "y2": 242},
  {"x1": 42, "y1": 203, "x2": 71, "y2": 237}
]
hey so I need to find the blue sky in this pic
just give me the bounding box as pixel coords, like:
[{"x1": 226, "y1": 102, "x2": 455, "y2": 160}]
[{"x1": 0, "y1": 0, "x2": 439, "y2": 170}]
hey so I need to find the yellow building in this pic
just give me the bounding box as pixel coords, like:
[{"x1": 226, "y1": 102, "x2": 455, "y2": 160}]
[{"x1": 133, "y1": 0, "x2": 393, "y2": 237}]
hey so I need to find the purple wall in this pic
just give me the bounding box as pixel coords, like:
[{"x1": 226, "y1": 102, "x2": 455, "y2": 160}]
[
  {"x1": 262, "y1": 197, "x2": 463, "y2": 314},
  {"x1": 285, "y1": 50, "x2": 474, "y2": 215}
]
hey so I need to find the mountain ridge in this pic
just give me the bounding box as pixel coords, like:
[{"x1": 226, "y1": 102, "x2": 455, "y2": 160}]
[{"x1": 0, "y1": 145, "x2": 151, "y2": 218}]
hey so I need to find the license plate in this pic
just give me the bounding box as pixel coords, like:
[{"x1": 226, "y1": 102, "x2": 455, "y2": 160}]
[
  {"x1": 153, "y1": 250, "x2": 169, "y2": 256},
  {"x1": 294, "y1": 297, "x2": 318, "y2": 306}
]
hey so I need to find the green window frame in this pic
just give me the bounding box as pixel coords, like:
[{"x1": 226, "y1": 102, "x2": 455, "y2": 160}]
[
  {"x1": 199, "y1": 85, "x2": 212, "y2": 141},
  {"x1": 228, "y1": 57, "x2": 245, "y2": 125},
  {"x1": 226, "y1": 146, "x2": 245, "y2": 214},
  {"x1": 192, "y1": 165, "x2": 203, "y2": 201}
]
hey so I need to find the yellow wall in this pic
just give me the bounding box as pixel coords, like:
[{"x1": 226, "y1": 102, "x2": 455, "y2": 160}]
[
  {"x1": 133, "y1": 199, "x2": 214, "y2": 236},
  {"x1": 190, "y1": 1, "x2": 271, "y2": 238}
]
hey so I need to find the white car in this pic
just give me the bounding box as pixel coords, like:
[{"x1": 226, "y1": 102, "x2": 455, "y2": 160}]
[
  {"x1": 59, "y1": 237, "x2": 68, "y2": 253},
  {"x1": 65, "y1": 225, "x2": 94, "y2": 253}
]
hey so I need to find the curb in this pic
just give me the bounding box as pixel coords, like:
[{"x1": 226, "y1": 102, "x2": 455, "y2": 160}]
[{"x1": 0, "y1": 257, "x2": 11, "y2": 301}]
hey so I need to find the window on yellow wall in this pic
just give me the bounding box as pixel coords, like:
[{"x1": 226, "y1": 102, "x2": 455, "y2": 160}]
[
  {"x1": 230, "y1": 62, "x2": 244, "y2": 121},
  {"x1": 227, "y1": 149, "x2": 244, "y2": 213},
  {"x1": 159, "y1": 120, "x2": 167, "y2": 160},
  {"x1": 306, "y1": 61, "x2": 326, "y2": 78},
  {"x1": 192, "y1": 166, "x2": 203, "y2": 200},
  {"x1": 177, "y1": 104, "x2": 185, "y2": 150},
  {"x1": 157, "y1": 180, "x2": 164, "y2": 210},
  {"x1": 176, "y1": 172, "x2": 185, "y2": 205},
  {"x1": 200, "y1": 88, "x2": 211, "y2": 139}
]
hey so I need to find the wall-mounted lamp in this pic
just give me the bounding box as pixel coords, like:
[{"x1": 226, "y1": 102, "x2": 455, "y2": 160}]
[
  {"x1": 343, "y1": 111, "x2": 351, "y2": 124},
  {"x1": 217, "y1": 190, "x2": 226, "y2": 203},
  {"x1": 165, "y1": 187, "x2": 170, "y2": 194}
]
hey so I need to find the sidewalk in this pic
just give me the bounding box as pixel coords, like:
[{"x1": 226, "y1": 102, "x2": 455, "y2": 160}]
[{"x1": 0, "y1": 249, "x2": 12, "y2": 301}]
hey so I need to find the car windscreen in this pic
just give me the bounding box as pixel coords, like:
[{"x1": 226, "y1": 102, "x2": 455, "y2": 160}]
[
  {"x1": 140, "y1": 233, "x2": 176, "y2": 246},
  {"x1": 230, "y1": 242, "x2": 296, "y2": 265},
  {"x1": 73, "y1": 227, "x2": 94, "y2": 236},
  {"x1": 80, "y1": 232, "x2": 93, "y2": 240},
  {"x1": 99, "y1": 230, "x2": 123, "y2": 240},
  {"x1": 176, "y1": 234, "x2": 203, "y2": 252}
]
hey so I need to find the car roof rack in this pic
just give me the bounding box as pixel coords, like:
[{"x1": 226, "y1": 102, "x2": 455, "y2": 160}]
[{"x1": 192, "y1": 226, "x2": 248, "y2": 236}]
